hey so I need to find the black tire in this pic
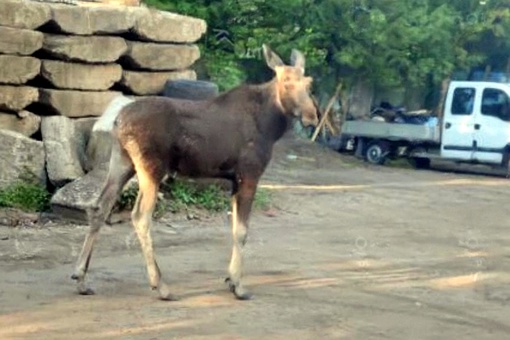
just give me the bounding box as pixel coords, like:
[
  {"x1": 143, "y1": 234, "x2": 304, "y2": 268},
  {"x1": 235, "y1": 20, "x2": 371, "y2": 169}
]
[
  {"x1": 409, "y1": 157, "x2": 431, "y2": 169},
  {"x1": 364, "y1": 141, "x2": 390, "y2": 165},
  {"x1": 163, "y1": 79, "x2": 219, "y2": 101},
  {"x1": 502, "y1": 150, "x2": 510, "y2": 177}
]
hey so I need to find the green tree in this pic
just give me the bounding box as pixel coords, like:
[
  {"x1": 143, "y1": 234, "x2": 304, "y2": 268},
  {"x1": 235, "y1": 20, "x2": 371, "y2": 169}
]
[{"x1": 142, "y1": 0, "x2": 510, "y2": 109}]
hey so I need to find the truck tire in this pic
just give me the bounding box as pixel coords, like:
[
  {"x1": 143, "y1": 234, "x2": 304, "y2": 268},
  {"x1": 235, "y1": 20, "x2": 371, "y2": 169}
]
[
  {"x1": 502, "y1": 149, "x2": 510, "y2": 177},
  {"x1": 365, "y1": 140, "x2": 390, "y2": 165},
  {"x1": 163, "y1": 79, "x2": 219, "y2": 101},
  {"x1": 409, "y1": 157, "x2": 431, "y2": 170}
]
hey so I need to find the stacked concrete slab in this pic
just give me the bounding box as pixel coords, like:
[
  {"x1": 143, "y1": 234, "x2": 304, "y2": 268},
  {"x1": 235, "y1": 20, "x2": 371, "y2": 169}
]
[{"x1": 0, "y1": 0, "x2": 206, "y2": 213}]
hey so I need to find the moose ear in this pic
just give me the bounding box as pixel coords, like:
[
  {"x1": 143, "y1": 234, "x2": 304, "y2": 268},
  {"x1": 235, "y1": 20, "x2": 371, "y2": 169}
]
[
  {"x1": 262, "y1": 44, "x2": 284, "y2": 70},
  {"x1": 290, "y1": 49, "x2": 305, "y2": 73}
]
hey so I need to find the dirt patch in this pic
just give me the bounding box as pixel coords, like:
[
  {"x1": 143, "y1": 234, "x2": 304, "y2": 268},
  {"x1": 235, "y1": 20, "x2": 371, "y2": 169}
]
[{"x1": 1, "y1": 134, "x2": 510, "y2": 339}]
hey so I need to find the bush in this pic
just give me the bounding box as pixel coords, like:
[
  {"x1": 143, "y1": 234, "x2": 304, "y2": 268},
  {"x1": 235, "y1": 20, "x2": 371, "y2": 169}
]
[{"x1": 0, "y1": 181, "x2": 51, "y2": 212}]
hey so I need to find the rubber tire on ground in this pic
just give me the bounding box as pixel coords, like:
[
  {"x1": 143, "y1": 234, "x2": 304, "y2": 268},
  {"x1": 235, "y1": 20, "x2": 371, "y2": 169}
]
[
  {"x1": 409, "y1": 157, "x2": 431, "y2": 169},
  {"x1": 364, "y1": 141, "x2": 390, "y2": 165},
  {"x1": 163, "y1": 79, "x2": 219, "y2": 101}
]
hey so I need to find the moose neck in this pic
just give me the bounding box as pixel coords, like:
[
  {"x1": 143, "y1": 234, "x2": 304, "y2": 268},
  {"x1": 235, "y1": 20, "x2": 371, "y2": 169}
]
[{"x1": 253, "y1": 79, "x2": 293, "y2": 142}]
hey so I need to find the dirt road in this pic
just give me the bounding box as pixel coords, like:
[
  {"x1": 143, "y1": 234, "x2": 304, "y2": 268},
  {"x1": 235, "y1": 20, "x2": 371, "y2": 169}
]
[{"x1": 1, "y1": 136, "x2": 510, "y2": 339}]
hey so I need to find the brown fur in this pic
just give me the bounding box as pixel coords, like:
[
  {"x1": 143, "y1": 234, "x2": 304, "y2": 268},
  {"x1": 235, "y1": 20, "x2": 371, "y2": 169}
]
[{"x1": 71, "y1": 44, "x2": 318, "y2": 300}]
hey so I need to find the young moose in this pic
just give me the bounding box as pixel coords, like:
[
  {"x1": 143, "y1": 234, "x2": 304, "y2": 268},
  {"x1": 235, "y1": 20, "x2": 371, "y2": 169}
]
[{"x1": 71, "y1": 44, "x2": 318, "y2": 300}]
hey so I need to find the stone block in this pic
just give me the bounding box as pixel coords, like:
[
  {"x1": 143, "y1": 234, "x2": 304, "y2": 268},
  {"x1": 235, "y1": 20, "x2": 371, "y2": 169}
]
[
  {"x1": 38, "y1": 89, "x2": 122, "y2": 117},
  {"x1": 133, "y1": 7, "x2": 206, "y2": 43},
  {"x1": 120, "y1": 69, "x2": 196, "y2": 95},
  {"x1": 0, "y1": 27, "x2": 44, "y2": 55},
  {"x1": 0, "y1": 110, "x2": 41, "y2": 137},
  {"x1": 42, "y1": 34, "x2": 128, "y2": 63},
  {"x1": 50, "y1": 167, "x2": 108, "y2": 221},
  {"x1": 41, "y1": 116, "x2": 86, "y2": 187},
  {"x1": 123, "y1": 42, "x2": 200, "y2": 71},
  {"x1": 0, "y1": 55, "x2": 41, "y2": 85},
  {"x1": 0, "y1": 0, "x2": 51, "y2": 30},
  {"x1": 0, "y1": 129, "x2": 46, "y2": 189},
  {"x1": 48, "y1": 4, "x2": 136, "y2": 35},
  {"x1": 41, "y1": 60, "x2": 122, "y2": 91},
  {"x1": 0, "y1": 86, "x2": 39, "y2": 112}
]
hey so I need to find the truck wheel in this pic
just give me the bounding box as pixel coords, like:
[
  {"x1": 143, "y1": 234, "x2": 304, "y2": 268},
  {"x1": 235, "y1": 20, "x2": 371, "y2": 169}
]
[
  {"x1": 365, "y1": 141, "x2": 390, "y2": 165},
  {"x1": 502, "y1": 150, "x2": 510, "y2": 177},
  {"x1": 409, "y1": 157, "x2": 431, "y2": 169}
]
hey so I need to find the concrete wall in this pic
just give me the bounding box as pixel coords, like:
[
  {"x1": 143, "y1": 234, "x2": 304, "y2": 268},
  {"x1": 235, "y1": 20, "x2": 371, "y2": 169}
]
[{"x1": 0, "y1": 0, "x2": 206, "y2": 189}]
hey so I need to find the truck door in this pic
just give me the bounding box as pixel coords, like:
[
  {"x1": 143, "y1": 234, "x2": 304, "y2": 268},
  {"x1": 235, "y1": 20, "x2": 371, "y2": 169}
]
[
  {"x1": 473, "y1": 86, "x2": 510, "y2": 164},
  {"x1": 441, "y1": 86, "x2": 477, "y2": 160}
]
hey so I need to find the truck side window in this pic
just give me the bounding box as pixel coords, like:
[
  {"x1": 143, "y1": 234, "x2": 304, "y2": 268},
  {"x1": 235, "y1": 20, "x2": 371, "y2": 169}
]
[
  {"x1": 482, "y1": 88, "x2": 510, "y2": 122},
  {"x1": 451, "y1": 88, "x2": 475, "y2": 115}
]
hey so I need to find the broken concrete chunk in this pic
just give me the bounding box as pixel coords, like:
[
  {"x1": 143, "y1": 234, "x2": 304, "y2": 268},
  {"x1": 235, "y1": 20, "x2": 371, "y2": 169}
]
[
  {"x1": 41, "y1": 116, "x2": 86, "y2": 187},
  {"x1": 0, "y1": 27, "x2": 44, "y2": 56},
  {"x1": 0, "y1": 86, "x2": 39, "y2": 112},
  {"x1": 0, "y1": 0, "x2": 51, "y2": 30},
  {"x1": 0, "y1": 129, "x2": 46, "y2": 189},
  {"x1": 123, "y1": 42, "x2": 200, "y2": 71},
  {"x1": 0, "y1": 110, "x2": 41, "y2": 137},
  {"x1": 120, "y1": 69, "x2": 196, "y2": 95},
  {"x1": 48, "y1": 4, "x2": 136, "y2": 35},
  {"x1": 38, "y1": 89, "x2": 122, "y2": 118},
  {"x1": 132, "y1": 7, "x2": 206, "y2": 43},
  {"x1": 0, "y1": 55, "x2": 41, "y2": 85},
  {"x1": 42, "y1": 34, "x2": 128, "y2": 63},
  {"x1": 41, "y1": 60, "x2": 122, "y2": 91}
]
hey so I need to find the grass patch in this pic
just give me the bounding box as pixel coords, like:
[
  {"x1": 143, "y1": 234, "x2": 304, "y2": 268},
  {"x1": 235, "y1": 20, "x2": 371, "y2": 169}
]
[
  {"x1": 385, "y1": 158, "x2": 414, "y2": 169},
  {"x1": 166, "y1": 179, "x2": 229, "y2": 213},
  {"x1": 254, "y1": 188, "x2": 273, "y2": 211},
  {"x1": 0, "y1": 181, "x2": 51, "y2": 212},
  {"x1": 117, "y1": 179, "x2": 273, "y2": 216},
  {"x1": 117, "y1": 183, "x2": 168, "y2": 219}
]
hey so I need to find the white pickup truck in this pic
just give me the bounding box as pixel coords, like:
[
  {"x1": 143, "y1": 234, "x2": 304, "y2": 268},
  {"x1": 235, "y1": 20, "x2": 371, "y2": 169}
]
[{"x1": 340, "y1": 81, "x2": 510, "y2": 170}]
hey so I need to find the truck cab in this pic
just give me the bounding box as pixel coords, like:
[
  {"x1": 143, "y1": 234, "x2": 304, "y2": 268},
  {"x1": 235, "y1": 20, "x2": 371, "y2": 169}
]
[{"x1": 441, "y1": 81, "x2": 510, "y2": 165}]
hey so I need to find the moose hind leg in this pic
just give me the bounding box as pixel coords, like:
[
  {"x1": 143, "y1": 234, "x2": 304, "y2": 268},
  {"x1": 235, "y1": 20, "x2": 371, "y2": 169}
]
[
  {"x1": 131, "y1": 168, "x2": 176, "y2": 301},
  {"x1": 226, "y1": 179, "x2": 257, "y2": 300},
  {"x1": 72, "y1": 144, "x2": 134, "y2": 295}
]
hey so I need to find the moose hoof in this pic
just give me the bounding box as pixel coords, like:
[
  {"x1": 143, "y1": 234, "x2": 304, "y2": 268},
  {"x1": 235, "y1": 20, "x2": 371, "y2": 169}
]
[
  {"x1": 156, "y1": 283, "x2": 179, "y2": 301},
  {"x1": 225, "y1": 277, "x2": 252, "y2": 301},
  {"x1": 77, "y1": 285, "x2": 95, "y2": 296},
  {"x1": 72, "y1": 274, "x2": 95, "y2": 295}
]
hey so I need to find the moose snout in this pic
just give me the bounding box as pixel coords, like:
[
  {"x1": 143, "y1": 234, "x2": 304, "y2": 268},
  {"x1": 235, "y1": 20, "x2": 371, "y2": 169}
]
[{"x1": 301, "y1": 105, "x2": 319, "y2": 127}]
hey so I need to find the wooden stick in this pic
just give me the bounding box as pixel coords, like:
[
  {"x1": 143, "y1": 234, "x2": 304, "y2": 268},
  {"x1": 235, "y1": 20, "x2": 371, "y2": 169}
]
[
  {"x1": 311, "y1": 83, "x2": 342, "y2": 142},
  {"x1": 311, "y1": 96, "x2": 338, "y2": 135},
  {"x1": 327, "y1": 114, "x2": 339, "y2": 135}
]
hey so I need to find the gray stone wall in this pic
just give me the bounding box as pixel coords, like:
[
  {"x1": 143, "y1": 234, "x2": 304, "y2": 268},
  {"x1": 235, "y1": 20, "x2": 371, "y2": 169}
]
[{"x1": 0, "y1": 0, "x2": 206, "y2": 190}]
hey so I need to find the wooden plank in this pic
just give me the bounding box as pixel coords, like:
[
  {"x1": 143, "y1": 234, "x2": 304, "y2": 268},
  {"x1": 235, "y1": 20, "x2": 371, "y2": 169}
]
[{"x1": 311, "y1": 83, "x2": 342, "y2": 142}]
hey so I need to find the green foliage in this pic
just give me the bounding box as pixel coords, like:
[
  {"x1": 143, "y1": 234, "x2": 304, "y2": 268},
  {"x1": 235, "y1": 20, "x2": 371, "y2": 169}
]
[
  {"x1": 254, "y1": 188, "x2": 273, "y2": 211},
  {"x1": 117, "y1": 183, "x2": 167, "y2": 218},
  {"x1": 142, "y1": 0, "x2": 510, "y2": 103},
  {"x1": 166, "y1": 179, "x2": 230, "y2": 213},
  {"x1": 0, "y1": 181, "x2": 50, "y2": 212},
  {"x1": 116, "y1": 179, "x2": 273, "y2": 216},
  {"x1": 117, "y1": 184, "x2": 139, "y2": 212}
]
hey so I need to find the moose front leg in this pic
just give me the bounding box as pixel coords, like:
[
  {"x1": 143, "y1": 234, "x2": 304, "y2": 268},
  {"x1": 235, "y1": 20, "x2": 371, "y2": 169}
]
[{"x1": 226, "y1": 178, "x2": 257, "y2": 300}]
